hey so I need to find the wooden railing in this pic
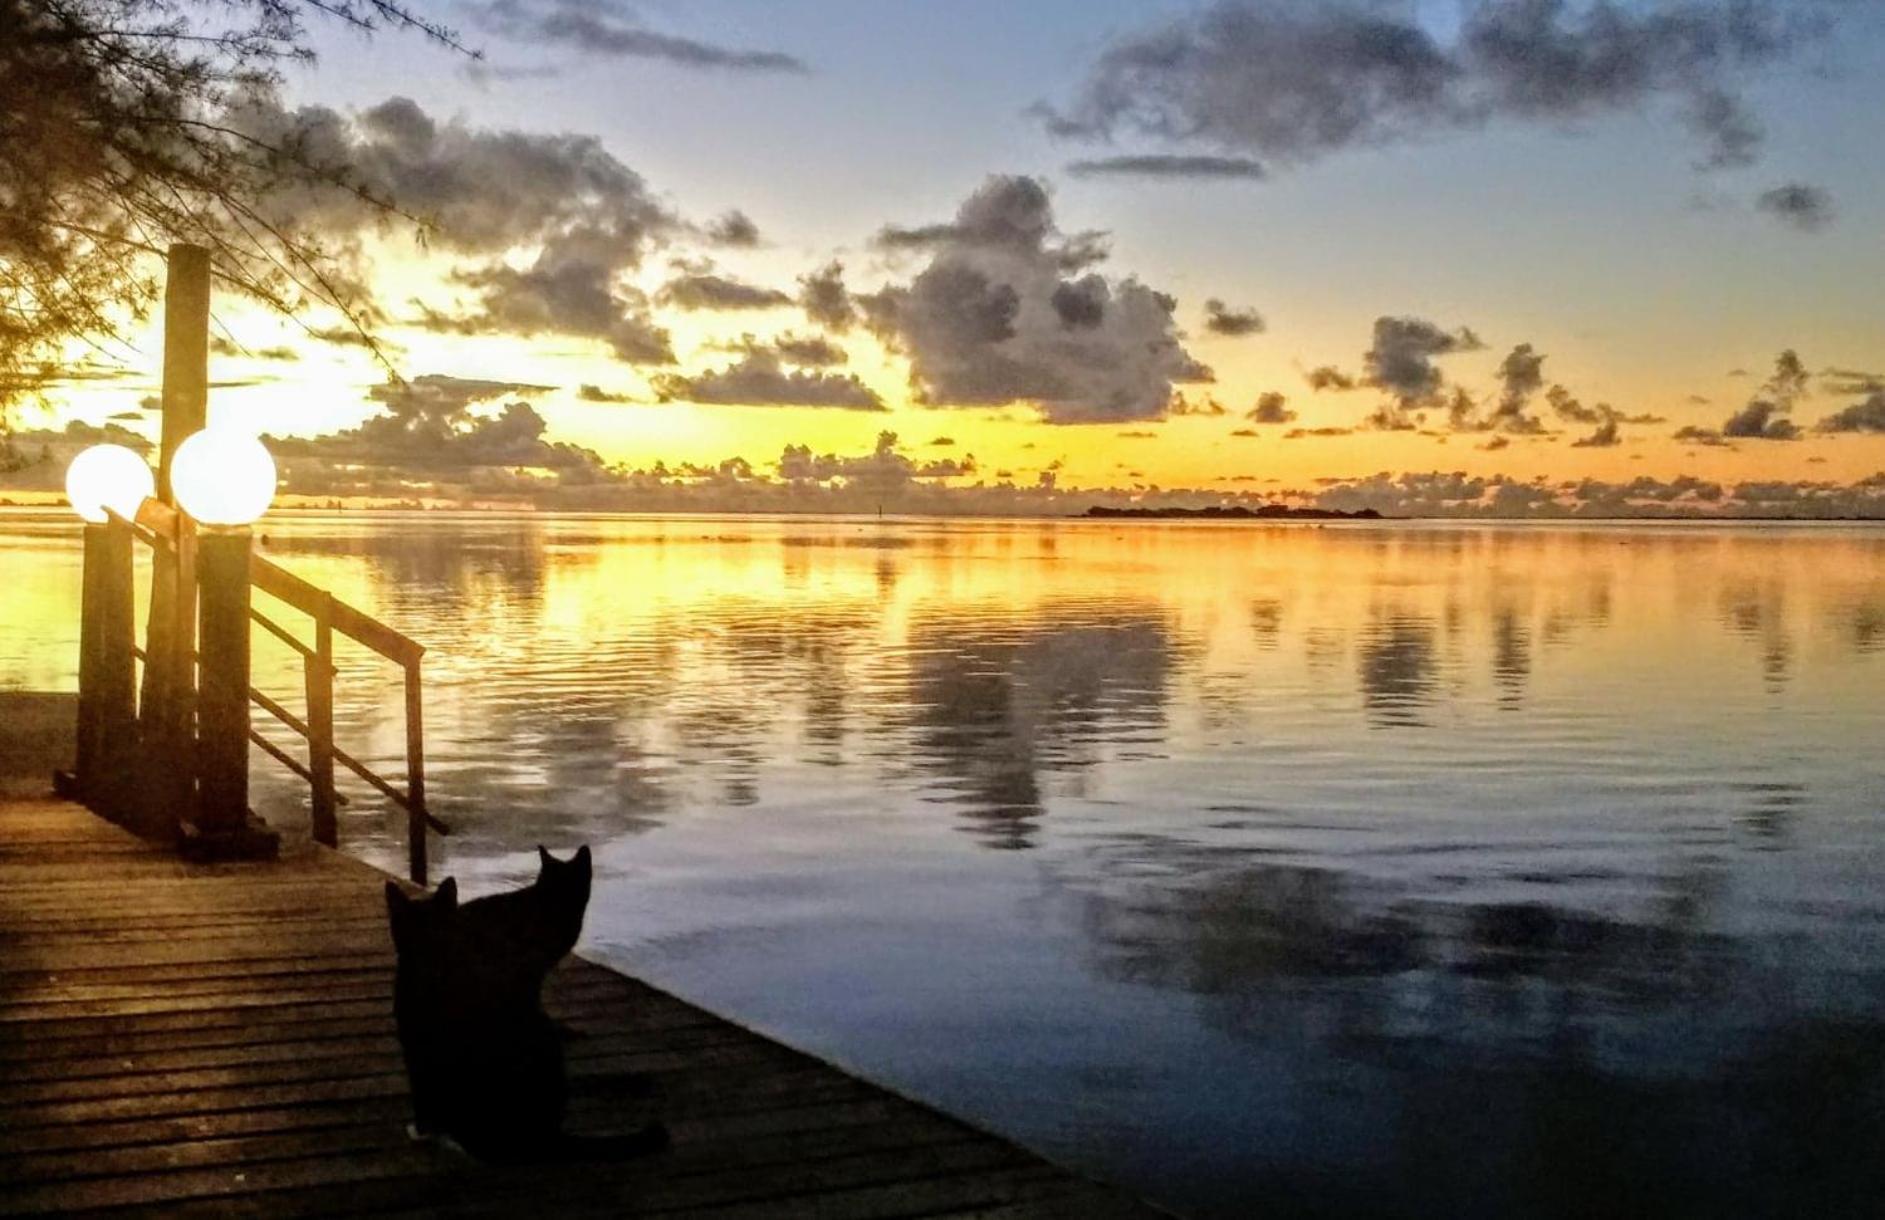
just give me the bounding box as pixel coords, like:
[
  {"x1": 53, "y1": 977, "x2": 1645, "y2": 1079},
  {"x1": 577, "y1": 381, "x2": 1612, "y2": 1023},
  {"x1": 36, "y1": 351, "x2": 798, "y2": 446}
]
[{"x1": 112, "y1": 499, "x2": 448, "y2": 883}]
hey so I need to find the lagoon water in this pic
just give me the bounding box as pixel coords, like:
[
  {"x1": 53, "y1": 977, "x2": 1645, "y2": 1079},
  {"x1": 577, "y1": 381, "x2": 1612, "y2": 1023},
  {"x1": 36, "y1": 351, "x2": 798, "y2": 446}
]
[{"x1": 5, "y1": 511, "x2": 1885, "y2": 1217}]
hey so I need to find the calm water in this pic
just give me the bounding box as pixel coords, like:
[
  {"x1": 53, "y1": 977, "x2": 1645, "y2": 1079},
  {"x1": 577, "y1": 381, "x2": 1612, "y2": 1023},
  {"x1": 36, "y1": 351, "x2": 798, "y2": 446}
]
[{"x1": 5, "y1": 511, "x2": 1885, "y2": 1217}]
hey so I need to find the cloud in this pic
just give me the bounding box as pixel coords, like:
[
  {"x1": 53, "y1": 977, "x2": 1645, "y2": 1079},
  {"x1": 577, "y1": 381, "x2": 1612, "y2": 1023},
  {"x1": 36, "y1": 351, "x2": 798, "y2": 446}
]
[
  {"x1": 1818, "y1": 391, "x2": 1885, "y2": 434},
  {"x1": 1359, "y1": 315, "x2": 1483, "y2": 428},
  {"x1": 1050, "y1": 276, "x2": 1109, "y2": 328},
  {"x1": 1203, "y1": 299, "x2": 1266, "y2": 337},
  {"x1": 777, "y1": 431, "x2": 975, "y2": 486},
  {"x1": 1039, "y1": 0, "x2": 1810, "y2": 174},
  {"x1": 1246, "y1": 391, "x2": 1297, "y2": 424},
  {"x1": 1168, "y1": 392, "x2": 1228, "y2": 416},
  {"x1": 859, "y1": 175, "x2": 1206, "y2": 423},
  {"x1": 714, "y1": 332, "x2": 849, "y2": 368},
  {"x1": 1284, "y1": 426, "x2": 1353, "y2": 438},
  {"x1": 655, "y1": 272, "x2": 792, "y2": 311},
  {"x1": 651, "y1": 351, "x2": 883, "y2": 409},
  {"x1": 576, "y1": 383, "x2": 638, "y2": 403},
  {"x1": 1570, "y1": 417, "x2": 1621, "y2": 447},
  {"x1": 1488, "y1": 343, "x2": 1547, "y2": 432},
  {"x1": 798, "y1": 261, "x2": 857, "y2": 332},
  {"x1": 1117, "y1": 430, "x2": 1159, "y2": 439},
  {"x1": 233, "y1": 95, "x2": 707, "y2": 364},
  {"x1": 1756, "y1": 183, "x2": 1835, "y2": 232},
  {"x1": 211, "y1": 337, "x2": 300, "y2": 361},
  {"x1": 705, "y1": 210, "x2": 761, "y2": 246},
  {"x1": 1065, "y1": 154, "x2": 1266, "y2": 180},
  {"x1": 467, "y1": 1, "x2": 808, "y2": 73},
  {"x1": 1306, "y1": 365, "x2": 1359, "y2": 391},
  {"x1": 265, "y1": 375, "x2": 612, "y2": 488},
  {"x1": 1712, "y1": 349, "x2": 1809, "y2": 439},
  {"x1": 1230, "y1": 428, "x2": 1260, "y2": 437},
  {"x1": 1821, "y1": 368, "x2": 1883, "y2": 397}
]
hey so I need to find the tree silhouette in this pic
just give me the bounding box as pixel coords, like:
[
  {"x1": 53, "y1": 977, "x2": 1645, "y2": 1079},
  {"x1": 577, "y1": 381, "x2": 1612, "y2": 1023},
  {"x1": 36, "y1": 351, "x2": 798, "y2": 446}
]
[{"x1": 0, "y1": 0, "x2": 470, "y2": 419}]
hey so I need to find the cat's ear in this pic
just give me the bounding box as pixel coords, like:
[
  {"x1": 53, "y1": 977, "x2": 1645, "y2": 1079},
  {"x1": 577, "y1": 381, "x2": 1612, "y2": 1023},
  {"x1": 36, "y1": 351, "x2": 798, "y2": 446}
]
[
  {"x1": 537, "y1": 845, "x2": 553, "y2": 869},
  {"x1": 435, "y1": 877, "x2": 458, "y2": 909},
  {"x1": 386, "y1": 880, "x2": 409, "y2": 916},
  {"x1": 574, "y1": 844, "x2": 592, "y2": 874}
]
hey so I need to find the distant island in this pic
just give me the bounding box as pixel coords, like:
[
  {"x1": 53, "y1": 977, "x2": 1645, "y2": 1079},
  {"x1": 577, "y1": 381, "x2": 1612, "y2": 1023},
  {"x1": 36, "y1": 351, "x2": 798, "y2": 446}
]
[{"x1": 1081, "y1": 505, "x2": 1384, "y2": 521}]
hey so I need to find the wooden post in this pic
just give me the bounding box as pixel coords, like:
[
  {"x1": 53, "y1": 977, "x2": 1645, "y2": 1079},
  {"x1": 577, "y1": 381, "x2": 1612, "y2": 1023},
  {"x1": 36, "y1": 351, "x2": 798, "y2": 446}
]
[
  {"x1": 156, "y1": 245, "x2": 210, "y2": 503},
  {"x1": 306, "y1": 596, "x2": 337, "y2": 847},
  {"x1": 140, "y1": 244, "x2": 210, "y2": 794},
  {"x1": 180, "y1": 526, "x2": 277, "y2": 861},
  {"x1": 95, "y1": 516, "x2": 138, "y2": 816},
  {"x1": 404, "y1": 663, "x2": 427, "y2": 886},
  {"x1": 74, "y1": 524, "x2": 107, "y2": 795}
]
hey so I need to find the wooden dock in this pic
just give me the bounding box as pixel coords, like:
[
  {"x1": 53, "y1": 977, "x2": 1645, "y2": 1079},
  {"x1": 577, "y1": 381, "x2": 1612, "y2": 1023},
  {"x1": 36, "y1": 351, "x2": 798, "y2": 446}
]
[{"x1": 0, "y1": 798, "x2": 1163, "y2": 1218}]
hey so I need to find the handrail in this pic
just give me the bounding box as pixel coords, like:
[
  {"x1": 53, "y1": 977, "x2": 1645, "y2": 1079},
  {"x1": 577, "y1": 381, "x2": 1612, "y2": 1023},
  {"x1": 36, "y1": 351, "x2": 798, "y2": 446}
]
[
  {"x1": 249, "y1": 553, "x2": 425, "y2": 666},
  {"x1": 110, "y1": 502, "x2": 445, "y2": 883}
]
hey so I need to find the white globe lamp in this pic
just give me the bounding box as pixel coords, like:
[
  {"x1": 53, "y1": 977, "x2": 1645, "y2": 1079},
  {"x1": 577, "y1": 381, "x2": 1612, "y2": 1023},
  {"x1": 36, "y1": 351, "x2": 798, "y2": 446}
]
[
  {"x1": 171, "y1": 429, "x2": 277, "y2": 526},
  {"x1": 64, "y1": 444, "x2": 155, "y2": 524}
]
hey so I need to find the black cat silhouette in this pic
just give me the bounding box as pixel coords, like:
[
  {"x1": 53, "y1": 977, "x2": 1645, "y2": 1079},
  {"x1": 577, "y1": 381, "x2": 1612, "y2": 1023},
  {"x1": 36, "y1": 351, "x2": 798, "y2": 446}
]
[
  {"x1": 456, "y1": 844, "x2": 592, "y2": 1005},
  {"x1": 385, "y1": 863, "x2": 666, "y2": 1163}
]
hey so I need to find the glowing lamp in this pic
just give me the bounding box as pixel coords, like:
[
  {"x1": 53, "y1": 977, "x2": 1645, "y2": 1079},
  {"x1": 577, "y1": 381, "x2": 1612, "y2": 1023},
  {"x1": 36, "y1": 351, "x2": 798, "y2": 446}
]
[
  {"x1": 65, "y1": 445, "x2": 155, "y2": 524},
  {"x1": 171, "y1": 429, "x2": 277, "y2": 526}
]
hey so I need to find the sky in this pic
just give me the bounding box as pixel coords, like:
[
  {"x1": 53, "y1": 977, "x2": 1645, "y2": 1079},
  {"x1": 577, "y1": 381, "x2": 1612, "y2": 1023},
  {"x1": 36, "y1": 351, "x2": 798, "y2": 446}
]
[{"x1": 13, "y1": 0, "x2": 1885, "y2": 516}]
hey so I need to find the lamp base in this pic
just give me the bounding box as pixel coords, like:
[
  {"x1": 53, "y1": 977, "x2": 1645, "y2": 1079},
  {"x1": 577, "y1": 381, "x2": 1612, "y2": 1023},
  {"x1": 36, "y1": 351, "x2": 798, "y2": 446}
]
[{"x1": 177, "y1": 813, "x2": 280, "y2": 863}]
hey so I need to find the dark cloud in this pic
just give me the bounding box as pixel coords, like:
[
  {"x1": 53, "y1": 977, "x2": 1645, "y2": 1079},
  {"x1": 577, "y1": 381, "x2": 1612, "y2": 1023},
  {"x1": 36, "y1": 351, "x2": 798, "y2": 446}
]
[
  {"x1": 1306, "y1": 365, "x2": 1359, "y2": 392},
  {"x1": 1756, "y1": 183, "x2": 1835, "y2": 232},
  {"x1": 1479, "y1": 435, "x2": 1511, "y2": 451},
  {"x1": 1168, "y1": 392, "x2": 1228, "y2": 416},
  {"x1": 1284, "y1": 426, "x2": 1353, "y2": 439},
  {"x1": 1040, "y1": 0, "x2": 1810, "y2": 174},
  {"x1": 705, "y1": 210, "x2": 761, "y2": 246},
  {"x1": 1360, "y1": 316, "x2": 1484, "y2": 428},
  {"x1": 1203, "y1": 299, "x2": 1266, "y2": 337},
  {"x1": 778, "y1": 431, "x2": 974, "y2": 485},
  {"x1": 468, "y1": 1, "x2": 808, "y2": 73},
  {"x1": 872, "y1": 176, "x2": 1111, "y2": 272},
  {"x1": 798, "y1": 261, "x2": 857, "y2": 332},
  {"x1": 1230, "y1": 428, "x2": 1260, "y2": 437},
  {"x1": 1570, "y1": 417, "x2": 1622, "y2": 447},
  {"x1": 1247, "y1": 391, "x2": 1296, "y2": 424},
  {"x1": 929, "y1": 436, "x2": 956, "y2": 446},
  {"x1": 1117, "y1": 430, "x2": 1159, "y2": 439},
  {"x1": 1820, "y1": 368, "x2": 1884, "y2": 397},
  {"x1": 576, "y1": 383, "x2": 638, "y2": 403},
  {"x1": 234, "y1": 95, "x2": 698, "y2": 364},
  {"x1": 859, "y1": 176, "x2": 1205, "y2": 423},
  {"x1": 655, "y1": 272, "x2": 792, "y2": 311},
  {"x1": 1488, "y1": 343, "x2": 1547, "y2": 432},
  {"x1": 1713, "y1": 349, "x2": 1809, "y2": 439},
  {"x1": 651, "y1": 351, "x2": 883, "y2": 410},
  {"x1": 1818, "y1": 391, "x2": 1885, "y2": 434},
  {"x1": 1065, "y1": 154, "x2": 1266, "y2": 180},
  {"x1": 1051, "y1": 275, "x2": 1109, "y2": 328},
  {"x1": 714, "y1": 332, "x2": 848, "y2": 368},
  {"x1": 266, "y1": 375, "x2": 611, "y2": 486}
]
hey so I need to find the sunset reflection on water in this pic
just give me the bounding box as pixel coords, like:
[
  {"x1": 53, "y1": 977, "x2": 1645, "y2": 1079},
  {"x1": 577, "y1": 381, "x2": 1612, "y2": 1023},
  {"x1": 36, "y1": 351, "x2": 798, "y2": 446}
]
[{"x1": 5, "y1": 511, "x2": 1884, "y2": 1217}]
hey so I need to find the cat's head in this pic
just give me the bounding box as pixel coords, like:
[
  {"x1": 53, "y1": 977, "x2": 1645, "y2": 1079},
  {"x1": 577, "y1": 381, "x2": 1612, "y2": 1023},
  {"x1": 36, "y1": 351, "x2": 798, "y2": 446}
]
[
  {"x1": 385, "y1": 876, "x2": 458, "y2": 957},
  {"x1": 535, "y1": 844, "x2": 592, "y2": 906}
]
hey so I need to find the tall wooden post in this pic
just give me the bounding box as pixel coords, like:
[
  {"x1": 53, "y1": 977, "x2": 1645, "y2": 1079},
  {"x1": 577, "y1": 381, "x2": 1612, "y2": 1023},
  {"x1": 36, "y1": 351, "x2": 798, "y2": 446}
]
[
  {"x1": 140, "y1": 244, "x2": 211, "y2": 834},
  {"x1": 157, "y1": 244, "x2": 210, "y2": 503}
]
